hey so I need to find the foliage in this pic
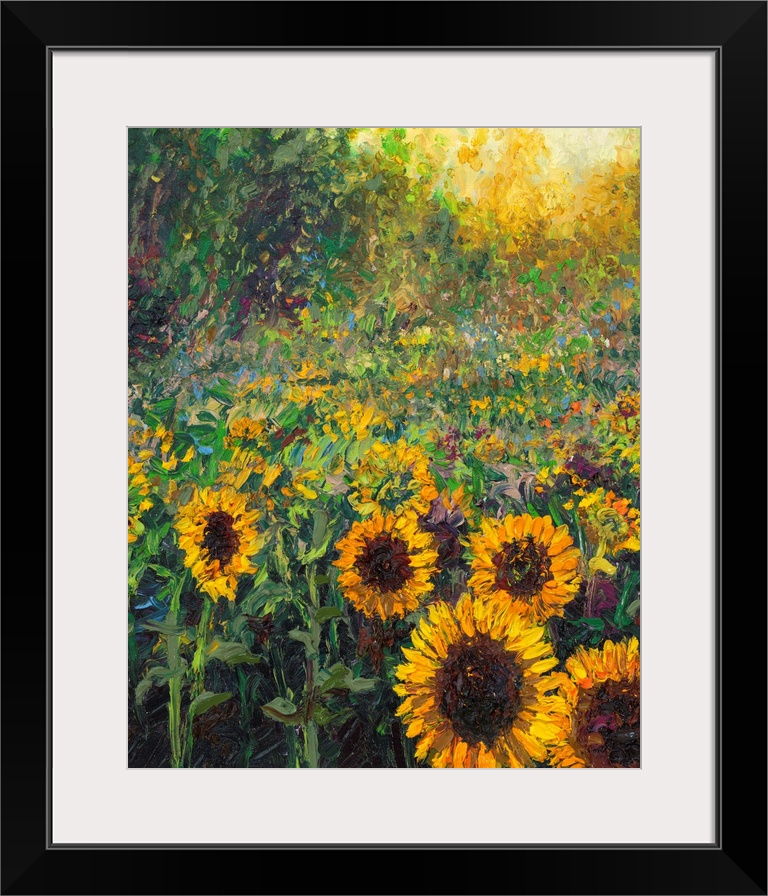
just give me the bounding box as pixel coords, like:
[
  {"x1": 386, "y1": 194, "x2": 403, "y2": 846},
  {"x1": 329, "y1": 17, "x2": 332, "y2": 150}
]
[{"x1": 128, "y1": 128, "x2": 640, "y2": 768}]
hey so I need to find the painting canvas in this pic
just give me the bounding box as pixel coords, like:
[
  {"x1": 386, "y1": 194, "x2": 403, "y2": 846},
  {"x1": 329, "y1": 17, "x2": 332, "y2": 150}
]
[{"x1": 128, "y1": 127, "x2": 640, "y2": 769}]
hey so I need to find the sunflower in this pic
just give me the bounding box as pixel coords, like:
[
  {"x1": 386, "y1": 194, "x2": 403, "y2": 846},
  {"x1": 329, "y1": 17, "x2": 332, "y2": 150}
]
[
  {"x1": 281, "y1": 467, "x2": 324, "y2": 501},
  {"x1": 218, "y1": 417, "x2": 270, "y2": 489},
  {"x1": 472, "y1": 431, "x2": 509, "y2": 464},
  {"x1": 218, "y1": 452, "x2": 274, "y2": 490},
  {"x1": 550, "y1": 637, "x2": 640, "y2": 768},
  {"x1": 322, "y1": 400, "x2": 390, "y2": 443},
  {"x1": 332, "y1": 509, "x2": 439, "y2": 620},
  {"x1": 128, "y1": 454, "x2": 151, "y2": 497},
  {"x1": 346, "y1": 439, "x2": 439, "y2": 517},
  {"x1": 225, "y1": 416, "x2": 268, "y2": 447},
  {"x1": 128, "y1": 514, "x2": 144, "y2": 545},
  {"x1": 468, "y1": 513, "x2": 581, "y2": 623},
  {"x1": 394, "y1": 595, "x2": 570, "y2": 767},
  {"x1": 606, "y1": 389, "x2": 640, "y2": 432},
  {"x1": 577, "y1": 488, "x2": 640, "y2": 556},
  {"x1": 174, "y1": 486, "x2": 261, "y2": 601}
]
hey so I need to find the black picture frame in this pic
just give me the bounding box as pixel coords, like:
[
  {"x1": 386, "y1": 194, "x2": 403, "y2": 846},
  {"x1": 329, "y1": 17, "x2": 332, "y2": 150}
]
[{"x1": 2, "y1": 2, "x2": 766, "y2": 894}]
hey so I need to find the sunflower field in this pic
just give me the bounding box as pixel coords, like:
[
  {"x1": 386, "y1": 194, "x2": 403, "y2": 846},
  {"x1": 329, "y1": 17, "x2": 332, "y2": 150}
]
[{"x1": 128, "y1": 127, "x2": 640, "y2": 768}]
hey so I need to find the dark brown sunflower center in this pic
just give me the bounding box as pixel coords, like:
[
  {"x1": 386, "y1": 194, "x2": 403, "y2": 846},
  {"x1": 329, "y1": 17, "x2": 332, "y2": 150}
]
[
  {"x1": 436, "y1": 634, "x2": 522, "y2": 748},
  {"x1": 202, "y1": 511, "x2": 240, "y2": 566},
  {"x1": 492, "y1": 535, "x2": 552, "y2": 598},
  {"x1": 355, "y1": 533, "x2": 414, "y2": 593},
  {"x1": 573, "y1": 678, "x2": 640, "y2": 768}
]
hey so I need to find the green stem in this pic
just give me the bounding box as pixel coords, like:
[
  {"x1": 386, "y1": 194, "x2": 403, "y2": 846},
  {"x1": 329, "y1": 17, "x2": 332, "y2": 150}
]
[
  {"x1": 302, "y1": 564, "x2": 321, "y2": 768},
  {"x1": 303, "y1": 718, "x2": 319, "y2": 768},
  {"x1": 287, "y1": 725, "x2": 302, "y2": 768},
  {"x1": 166, "y1": 577, "x2": 185, "y2": 768},
  {"x1": 183, "y1": 595, "x2": 214, "y2": 767},
  {"x1": 270, "y1": 640, "x2": 301, "y2": 768},
  {"x1": 615, "y1": 569, "x2": 641, "y2": 628},
  {"x1": 238, "y1": 667, "x2": 256, "y2": 768},
  {"x1": 307, "y1": 562, "x2": 320, "y2": 611},
  {"x1": 128, "y1": 612, "x2": 139, "y2": 688},
  {"x1": 128, "y1": 612, "x2": 146, "y2": 728}
]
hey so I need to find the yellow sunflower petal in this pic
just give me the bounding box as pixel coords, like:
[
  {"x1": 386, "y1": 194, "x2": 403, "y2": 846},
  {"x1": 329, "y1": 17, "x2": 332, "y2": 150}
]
[{"x1": 394, "y1": 595, "x2": 570, "y2": 768}]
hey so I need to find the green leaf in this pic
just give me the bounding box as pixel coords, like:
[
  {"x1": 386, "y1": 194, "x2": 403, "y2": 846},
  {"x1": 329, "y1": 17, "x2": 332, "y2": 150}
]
[
  {"x1": 311, "y1": 508, "x2": 330, "y2": 548},
  {"x1": 264, "y1": 696, "x2": 296, "y2": 715},
  {"x1": 359, "y1": 313, "x2": 377, "y2": 337},
  {"x1": 471, "y1": 463, "x2": 484, "y2": 499},
  {"x1": 315, "y1": 606, "x2": 342, "y2": 623},
  {"x1": 140, "y1": 619, "x2": 186, "y2": 637},
  {"x1": 312, "y1": 705, "x2": 354, "y2": 728},
  {"x1": 207, "y1": 384, "x2": 234, "y2": 407},
  {"x1": 153, "y1": 397, "x2": 176, "y2": 417},
  {"x1": 190, "y1": 691, "x2": 232, "y2": 719},
  {"x1": 569, "y1": 335, "x2": 591, "y2": 352},
  {"x1": 272, "y1": 132, "x2": 308, "y2": 169},
  {"x1": 317, "y1": 663, "x2": 377, "y2": 695},
  {"x1": 142, "y1": 522, "x2": 171, "y2": 558},
  {"x1": 261, "y1": 697, "x2": 302, "y2": 724},
  {"x1": 276, "y1": 404, "x2": 301, "y2": 431},
  {"x1": 207, "y1": 640, "x2": 262, "y2": 666},
  {"x1": 288, "y1": 629, "x2": 317, "y2": 656},
  {"x1": 526, "y1": 502, "x2": 540, "y2": 518},
  {"x1": 614, "y1": 570, "x2": 641, "y2": 628},
  {"x1": 547, "y1": 498, "x2": 564, "y2": 527},
  {"x1": 569, "y1": 617, "x2": 605, "y2": 630},
  {"x1": 144, "y1": 528, "x2": 162, "y2": 556},
  {"x1": 135, "y1": 665, "x2": 186, "y2": 705},
  {"x1": 316, "y1": 664, "x2": 349, "y2": 694},
  {"x1": 301, "y1": 535, "x2": 334, "y2": 564},
  {"x1": 348, "y1": 676, "x2": 377, "y2": 693},
  {"x1": 128, "y1": 559, "x2": 147, "y2": 592},
  {"x1": 312, "y1": 705, "x2": 334, "y2": 727},
  {"x1": 431, "y1": 467, "x2": 447, "y2": 493}
]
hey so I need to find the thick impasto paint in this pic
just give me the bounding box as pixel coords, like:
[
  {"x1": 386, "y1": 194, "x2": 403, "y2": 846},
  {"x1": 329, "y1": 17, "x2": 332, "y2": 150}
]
[{"x1": 128, "y1": 128, "x2": 640, "y2": 768}]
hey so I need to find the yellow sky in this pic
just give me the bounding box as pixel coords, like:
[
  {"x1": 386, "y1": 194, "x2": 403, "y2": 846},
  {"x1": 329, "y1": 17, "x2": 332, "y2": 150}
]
[{"x1": 352, "y1": 127, "x2": 638, "y2": 205}]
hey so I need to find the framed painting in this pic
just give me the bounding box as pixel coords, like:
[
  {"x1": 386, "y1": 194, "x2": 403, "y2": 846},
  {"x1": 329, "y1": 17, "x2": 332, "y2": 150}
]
[{"x1": 3, "y1": 1, "x2": 765, "y2": 893}]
